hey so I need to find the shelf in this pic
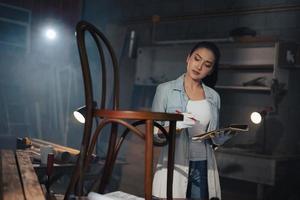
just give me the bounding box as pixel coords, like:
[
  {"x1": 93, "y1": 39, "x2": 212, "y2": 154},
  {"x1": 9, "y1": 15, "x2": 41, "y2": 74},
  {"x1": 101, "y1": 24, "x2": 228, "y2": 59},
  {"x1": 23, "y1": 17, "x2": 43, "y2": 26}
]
[
  {"x1": 219, "y1": 64, "x2": 273, "y2": 70},
  {"x1": 215, "y1": 85, "x2": 271, "y2": 92},
  {"x1": 133, "y1": 84, "x2": 271, "y2": 92},
  {"x1": 134, "y1": 83, "x2": 157, "y2": 87}
]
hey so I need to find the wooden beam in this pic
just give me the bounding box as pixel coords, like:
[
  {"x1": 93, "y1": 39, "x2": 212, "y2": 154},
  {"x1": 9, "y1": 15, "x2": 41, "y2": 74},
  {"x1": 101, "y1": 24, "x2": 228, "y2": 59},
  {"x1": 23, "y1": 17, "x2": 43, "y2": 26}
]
[{"x1": 16, "y1": 150, "x2": 45, "y2": 200}]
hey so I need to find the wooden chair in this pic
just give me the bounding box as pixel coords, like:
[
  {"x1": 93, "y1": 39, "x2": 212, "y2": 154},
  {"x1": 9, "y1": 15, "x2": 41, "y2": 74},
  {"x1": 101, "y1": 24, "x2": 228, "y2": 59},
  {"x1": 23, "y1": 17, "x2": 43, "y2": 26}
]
[{"x1": 64, "y1": 21, "x2": 182, "y2": 200}]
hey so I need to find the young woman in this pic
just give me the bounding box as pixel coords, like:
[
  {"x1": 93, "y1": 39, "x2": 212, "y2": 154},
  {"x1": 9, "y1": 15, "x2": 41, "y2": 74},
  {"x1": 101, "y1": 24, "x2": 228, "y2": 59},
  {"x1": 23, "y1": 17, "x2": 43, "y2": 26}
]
[{"x1": 152, "y1": 41, "x2": 231, "y2": 200}]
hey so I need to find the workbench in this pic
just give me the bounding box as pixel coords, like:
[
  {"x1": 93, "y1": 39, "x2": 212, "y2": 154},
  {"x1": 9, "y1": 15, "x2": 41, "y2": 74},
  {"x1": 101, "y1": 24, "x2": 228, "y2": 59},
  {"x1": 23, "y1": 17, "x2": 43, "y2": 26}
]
[{"x1": 0, "y1": 149, "x2": 45, "y2": 200}]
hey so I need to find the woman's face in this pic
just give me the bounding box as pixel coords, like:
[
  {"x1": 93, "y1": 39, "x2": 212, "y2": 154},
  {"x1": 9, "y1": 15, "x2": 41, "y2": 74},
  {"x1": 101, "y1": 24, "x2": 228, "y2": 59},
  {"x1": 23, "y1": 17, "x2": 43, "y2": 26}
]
[{"x1": 186, "y1": 47, "x2": 215, "y2": 81}]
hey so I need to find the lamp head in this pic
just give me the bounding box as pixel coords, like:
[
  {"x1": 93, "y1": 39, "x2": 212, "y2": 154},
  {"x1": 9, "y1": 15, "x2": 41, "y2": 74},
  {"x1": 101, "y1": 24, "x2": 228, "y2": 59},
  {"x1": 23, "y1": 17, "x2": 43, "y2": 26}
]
[
  {"x1": 73, "y1": 105, "x2": 86, "y2": 123},
  {"x1": 250, "y1": 112, "x2": 262, "y2": 124},
  {"x1": 73, "y1": 101, "x2": 97, "y2": 124},
  {"x1": 250, "y1": 107, "x2": 273, "y2": 124}
]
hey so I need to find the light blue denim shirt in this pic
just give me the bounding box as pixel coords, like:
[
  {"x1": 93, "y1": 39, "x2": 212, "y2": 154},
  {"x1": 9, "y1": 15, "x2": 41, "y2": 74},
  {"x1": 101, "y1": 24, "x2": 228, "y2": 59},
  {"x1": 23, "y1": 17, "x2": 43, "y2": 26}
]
[
  {"x1": 152, "y1": 73, "x2": 229, "y2": 145},
  {"x1": 152, "y1": 74, "x2": 229, "y2": 199}
]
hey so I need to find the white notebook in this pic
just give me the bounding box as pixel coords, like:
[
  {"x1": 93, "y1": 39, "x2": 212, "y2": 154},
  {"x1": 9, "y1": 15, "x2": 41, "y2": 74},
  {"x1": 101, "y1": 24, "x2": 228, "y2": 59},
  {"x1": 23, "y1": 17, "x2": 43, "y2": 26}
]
[{"x1": 88, "y1": 191, "x2": 144, "y2": 200}]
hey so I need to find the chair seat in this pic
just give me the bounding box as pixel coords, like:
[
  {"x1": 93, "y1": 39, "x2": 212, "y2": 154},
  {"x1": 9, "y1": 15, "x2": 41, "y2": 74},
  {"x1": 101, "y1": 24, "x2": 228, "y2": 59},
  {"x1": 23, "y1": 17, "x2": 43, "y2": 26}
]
[{"x1": 94, "y1": 109, "x2": 182, "y2": 121}]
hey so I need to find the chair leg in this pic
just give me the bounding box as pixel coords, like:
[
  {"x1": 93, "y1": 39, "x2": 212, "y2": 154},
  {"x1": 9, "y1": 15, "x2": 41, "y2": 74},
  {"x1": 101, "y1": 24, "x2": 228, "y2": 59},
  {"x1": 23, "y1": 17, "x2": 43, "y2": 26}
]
[
  {"x1": 98, "y1": 123, "x2": 118, "y2": 193},
  {"x1": 144, "y1": 120, "x2": 154, "y2": 200},
  {"x1": 167, "y1": 121, "x2": 176, "y2": 199}
]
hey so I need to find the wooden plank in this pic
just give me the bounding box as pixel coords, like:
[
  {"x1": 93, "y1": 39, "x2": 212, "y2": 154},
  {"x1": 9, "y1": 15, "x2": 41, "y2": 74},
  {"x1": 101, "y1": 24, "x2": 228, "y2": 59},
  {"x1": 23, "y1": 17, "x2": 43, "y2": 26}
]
[
  {"x1": 215, "y1": 85, "x2": 271, "y2": 92},
  {"x1": 16, "y1": 150, "x2": 45, "y2": 200},
  {"x1": 0, "y1": 150, "x2": 25, "y2": 200}
]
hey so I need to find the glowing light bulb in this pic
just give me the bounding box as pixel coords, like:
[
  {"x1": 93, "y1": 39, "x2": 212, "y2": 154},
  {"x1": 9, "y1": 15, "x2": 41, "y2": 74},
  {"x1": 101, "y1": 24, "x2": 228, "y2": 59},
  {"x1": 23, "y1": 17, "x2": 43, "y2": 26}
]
[
  {"x1": 250, "y1": 112, "x2": 262, "y2": 124},
  {"x1": 45, "y1": 29, "x2": 57, "y2": 40},
  {"x1": 73, "y1": 110, "x2": 85, "y2": 123}
]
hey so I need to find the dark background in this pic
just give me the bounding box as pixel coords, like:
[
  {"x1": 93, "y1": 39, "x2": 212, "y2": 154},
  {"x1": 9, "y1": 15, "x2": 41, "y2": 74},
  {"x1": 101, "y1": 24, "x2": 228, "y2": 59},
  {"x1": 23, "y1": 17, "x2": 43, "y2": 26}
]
[{"x1": 0, "y1": 0, "x2": 300, "y2": 199}]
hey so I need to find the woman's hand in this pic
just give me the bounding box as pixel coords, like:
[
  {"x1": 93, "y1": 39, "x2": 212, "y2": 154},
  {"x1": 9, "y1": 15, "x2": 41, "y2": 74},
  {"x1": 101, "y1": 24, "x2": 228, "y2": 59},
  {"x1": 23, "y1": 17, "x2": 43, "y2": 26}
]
[
  {"x1": 207, "y1": 130, "x2": 236, "y2": 140},
  {"x1": 224, "y1": 130, "x2": 236, "y2": 136},
  {"x1": 176, "y1": 112, "x2": 196, "y2": 130}
]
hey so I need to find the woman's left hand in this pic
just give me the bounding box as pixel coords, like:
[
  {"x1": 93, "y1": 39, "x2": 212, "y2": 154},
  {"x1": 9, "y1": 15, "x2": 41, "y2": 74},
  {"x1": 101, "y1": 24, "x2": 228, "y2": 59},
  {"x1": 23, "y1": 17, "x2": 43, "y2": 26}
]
[{"x1": 224, "y1": 130, "x2": 236, "y2": 136}]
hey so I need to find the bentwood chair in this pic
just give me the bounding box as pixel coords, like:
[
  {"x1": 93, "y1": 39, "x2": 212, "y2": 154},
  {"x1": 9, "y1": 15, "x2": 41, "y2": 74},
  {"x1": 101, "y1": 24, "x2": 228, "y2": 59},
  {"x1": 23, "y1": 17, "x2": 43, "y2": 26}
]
[{"x1": 64, "y1": 21, "x2": 182, "y2": 200}]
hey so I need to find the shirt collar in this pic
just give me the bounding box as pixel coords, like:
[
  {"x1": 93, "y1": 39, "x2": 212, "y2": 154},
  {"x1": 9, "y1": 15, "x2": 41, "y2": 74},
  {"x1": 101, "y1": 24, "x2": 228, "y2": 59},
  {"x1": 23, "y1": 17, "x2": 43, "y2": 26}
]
[
  {"x1": 172, "y1": 73, "x2": 214, "y2": 102},
  {"x1": 173, "y1": 74, "x2": 185, "y2": 91}
]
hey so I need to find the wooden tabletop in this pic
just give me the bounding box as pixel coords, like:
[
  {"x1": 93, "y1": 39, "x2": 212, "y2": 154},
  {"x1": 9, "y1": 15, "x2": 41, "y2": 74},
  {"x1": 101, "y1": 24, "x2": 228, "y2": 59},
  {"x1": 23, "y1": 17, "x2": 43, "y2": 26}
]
[{"x1": 0, "y1": 150, "x2": 45, "y2": 200}]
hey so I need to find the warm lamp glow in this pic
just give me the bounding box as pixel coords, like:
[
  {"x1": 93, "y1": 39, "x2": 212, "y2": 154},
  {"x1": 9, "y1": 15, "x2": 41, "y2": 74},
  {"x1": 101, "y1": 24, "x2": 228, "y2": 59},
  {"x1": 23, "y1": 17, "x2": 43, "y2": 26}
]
[{"x1": 250, "y1": 111, "x2": 262, "y2": 124}]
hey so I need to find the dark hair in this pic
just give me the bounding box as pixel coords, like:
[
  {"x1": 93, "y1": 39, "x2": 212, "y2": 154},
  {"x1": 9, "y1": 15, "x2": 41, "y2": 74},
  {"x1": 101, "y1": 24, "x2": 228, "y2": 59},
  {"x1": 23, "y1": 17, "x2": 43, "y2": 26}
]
[{"x1": 189, "y1": 41, "x2": 221, "y2": 88}]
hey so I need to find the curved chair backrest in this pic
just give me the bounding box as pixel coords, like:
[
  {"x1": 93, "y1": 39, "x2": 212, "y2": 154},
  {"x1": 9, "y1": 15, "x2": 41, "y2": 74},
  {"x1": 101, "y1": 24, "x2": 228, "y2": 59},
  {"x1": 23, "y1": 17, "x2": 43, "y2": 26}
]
[
  {"x1": 65, "y1": 21, "x2": 182, "y2": 200},
  {"x1": 65, "y1": 20, "x2": 120, "y2": 198}
]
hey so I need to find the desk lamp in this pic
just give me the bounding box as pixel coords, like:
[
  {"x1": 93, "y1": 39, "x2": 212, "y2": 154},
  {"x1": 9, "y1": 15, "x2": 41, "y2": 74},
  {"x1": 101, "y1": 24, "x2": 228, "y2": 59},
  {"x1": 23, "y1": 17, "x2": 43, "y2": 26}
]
[
  {"x1": 73, "y1": 101, "x2": 97, "y2": 123},
  {"x1": 250, "y1": 107, "x2": 273, "y2": 153}
]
